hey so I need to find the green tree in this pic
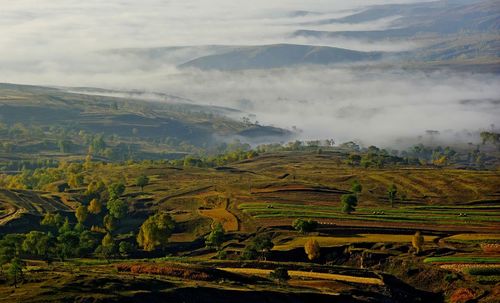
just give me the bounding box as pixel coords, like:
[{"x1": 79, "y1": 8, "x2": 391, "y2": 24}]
[
  {"x1": 56, "y1": 231, "x2": 80, "y2": 261},
  {"x1": 103, "y1": 214, "x2": 117, "y2": 232},
  {"x1": 118, "y1": 241, "x2": 136, "y2": 258},
  {"x1": 387, "y1": 184, "x2": 398, "y2": 208},
  {"x1": 108, "y1": 182, "x2": 125, "y2": 200},
  {"x1": 136, "y1": 175, "x2": 150, "y2": 191},
  {"x1": 137, "y1": 212, "x2": 175, "y2": 251},
  {"x1": 41, "y1": 212, "x2": 64, "y2": 229},
  {"x1": 7, "y1": 257, "x2": 25, "y2": 288},
  {"x1": 107, "y1": 199, "x2": 128, "y2": 220},
  {"x1": 292, "y1": 218, "x2": 318, "y2": 233},
  {"x1": 22, "y1": 231, "x2": 52, "y2": 263},
  {"x1": 341, "y1": 194, "x2": 358, "y2": 214},
  {"x1": 96, "y1": 233, "x2": 116, "y2": 262},
  {"x1": 205, "y1": 223, "x2": 225, "y2": 251},
  {"x1": 242, "y1": 233, "x2": 274, "y2": 260},
  {"x1": 75, "y1": 205, "x2": 89, "y2": 224},
  {"x1": 0, "y1": 234, "x2": 25, "y2": 267},
  {"x1": 351, "y1": 180, "x2": 362, "y2": 195}
]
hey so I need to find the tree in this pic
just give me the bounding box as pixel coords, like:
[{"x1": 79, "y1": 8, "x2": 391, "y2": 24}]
[
  {"x1": 0, "y1": 234, "x2": 25, "y2": 268},
  {"x1": 103, "y1": 214, "x2": 117, "y2": 232},
  {"x1": 341, "y1": 194, "x2": 358, "y2": 214},
  {"x1": 304, "y1": 238, "x2": 320, "y2": 261},
  {"x1": 96, "y1": 233, "x2": 116, "y2": 262},
  {"x1": 58, "y1": 217, "x2": 72, "y2": 234},
  {"x1": 351, "y1": 180, "x2": 362, "y2": 195},
  {"x1": 107, "y1": 199, "x2": 128, "y2": 220},
  {"x1": 387, "y1": 184, "x2": 398, "y2": 208},
  {"x1": 137, "y1": 212, "x2": 175, "y2": 251},
  {"x1": 22, "y1": 231, "x2": 51, "y2": 262},
  {"x1": 242, "y1": 233, "x2": 274, "y2": 260},
  {"x1": 136, "y1": 175, "x2": 149, "y2": 191},
  {"x1": 412, "y1": 231, "x2": 424, "y2": 255},
  {"x1": 56, "y1": 231, "x2": 80, "y2": 261},
  {"x1": 118, "y1": 241, "x2": 136, "y2": 258},
  {"x1": 269, "y1": 267, "x2": 290, "y2": 284},
  {"x1": 205, "y1": 223, "x2": 225, "y2": 251},
  {"x1": 68, "y1": 173, "x2": 84, "y2": 189},
  {"x1": 88, "y1": 198, "x2": 102, "y2": 214},
  {"x1": 108, "y1": 182, "x2": 125, "y2": 200},
  {"x1": 292, "y1": 219, "x2": 318, "y2": 233},
  {"x1": 41, "y1": 212, "x2": 64, "y2": 229},
  {"x1": 75, "y1": 204, "x2": 89, "y2": 224},
  {"x1": 7, "y1": 257, "x2": 25, "y2": 288}
]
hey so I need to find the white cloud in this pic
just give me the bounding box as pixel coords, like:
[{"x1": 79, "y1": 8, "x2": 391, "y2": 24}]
[{"x1": 0, "y1": 0, "x2": 497, "y2": 147}]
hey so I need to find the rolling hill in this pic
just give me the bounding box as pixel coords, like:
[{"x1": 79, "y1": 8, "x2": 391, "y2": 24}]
[{"x1": 179, "y1": 44, "x2": 384, "y2": 70}]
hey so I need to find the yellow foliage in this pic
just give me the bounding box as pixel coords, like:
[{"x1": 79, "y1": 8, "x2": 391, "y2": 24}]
[{"x1": 304, "y1": 238, "x2": 320, "y2": 261}]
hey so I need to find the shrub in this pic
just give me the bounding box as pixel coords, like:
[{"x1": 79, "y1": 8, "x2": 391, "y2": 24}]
[
  {"x1": 450, "y1": 288, "x2": 476, "y2": 303},
  {"x1": 466, "y1": 267, "x2": 500, "y2": 276},
  {"x1": 292, "y1": 218, "x2": 318, "y2": 233},
  {"x1": 269, "y1": 267, "x2": 290, "y2": 283}
]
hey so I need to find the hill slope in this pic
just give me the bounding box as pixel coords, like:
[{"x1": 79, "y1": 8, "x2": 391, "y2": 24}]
[{"x1": 179, "y1": 44, "x2": 383, "y2": 70}]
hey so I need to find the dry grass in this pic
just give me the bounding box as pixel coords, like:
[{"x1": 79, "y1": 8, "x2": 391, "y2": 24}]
[
  {"x1": 218, "y1": 267, "x2": 383, "y2": 285},
  {"x1": 274, "y1": 234, "x2": 437, "y2": 251},
  {"x1": 199, "y1": 208, "x2": 239, "y2": 231}
]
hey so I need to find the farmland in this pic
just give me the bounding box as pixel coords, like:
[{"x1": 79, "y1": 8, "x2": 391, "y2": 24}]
[{"x1": 0, "y1": 147, "x2": 498, "y2": 302}]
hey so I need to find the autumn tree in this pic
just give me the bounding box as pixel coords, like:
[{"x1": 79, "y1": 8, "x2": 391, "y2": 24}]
[
  {"x1": 136, "y1": 175, "x2": 150, "y2": 191},
  {"x1": 68, "y1": 173, "x2": 84, "y2": 189},
  {"x1": 75, "y1": 205, "x2": 89, "y2": 224},
  {"x1": 341, "y1": 194, "x2": 358, "y2": 214},
  {"x1": 137, "y1": 212, "x2": 175, "y2": 251},
  {"x1": 304, "y1": 238, "x2": 320, "y2": 261},
  {"x1": 387, "y1": 184, "x2": 398, "y2": 208},
  {"x1": 205, "y1": 223, "x2": 225, "y2": 251},
  {"x1": 412, "y1": 231, "x2": 424, "y2": 255},
  {"x1": 88, "y1": 198, "x2": 102, "y2": 214}
]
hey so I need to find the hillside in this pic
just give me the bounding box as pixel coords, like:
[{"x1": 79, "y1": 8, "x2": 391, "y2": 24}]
[
  {"x1": 179, "y1": 44, "x2": 383, "y2": 70},
  {"x1": 298, "y1": 0, "x2": 500, "y2": 38},
  {"x1": 0, "y1": 83, "x2": 292, "y2": 163}
]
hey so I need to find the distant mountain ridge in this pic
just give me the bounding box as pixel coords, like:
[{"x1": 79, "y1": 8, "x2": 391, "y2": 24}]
[
  {"x1": 294, "y1": 0, "x2": 500, "y2": 40},
  {"x1": 178, "y1": 44, "x2": 383, "y2": 70}
]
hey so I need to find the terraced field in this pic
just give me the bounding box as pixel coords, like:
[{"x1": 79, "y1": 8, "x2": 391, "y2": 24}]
[
  {"x1": 238, "y1": 202, "x2": 500, "y2": 232},
  {"x1": 0, "y1": 189, "x2": 72, "y2": 226}
]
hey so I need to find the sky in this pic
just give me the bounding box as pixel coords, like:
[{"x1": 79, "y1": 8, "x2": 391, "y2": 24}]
[{"x1": 0, "y1": 0, "x2": 498, "y2": 146}]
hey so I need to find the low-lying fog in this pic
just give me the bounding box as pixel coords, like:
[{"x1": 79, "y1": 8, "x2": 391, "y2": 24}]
[{"x1": 1, "y1": 0, "x2": 498, "y2": 147}]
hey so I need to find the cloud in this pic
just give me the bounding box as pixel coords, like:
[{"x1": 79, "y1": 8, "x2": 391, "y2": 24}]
[{"x1": 0, "y1": 0, "x2": 497, "y2": 147}]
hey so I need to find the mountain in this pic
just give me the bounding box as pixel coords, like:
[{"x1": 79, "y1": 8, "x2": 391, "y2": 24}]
[
  {"x1": 179, "y1": 44, "x2": 383, "y2": 70},
  {"x1": 0, "y1": 83, "x2": 292, "y2": 160},
  {"x1": 295, "y1": 0, "x2": 500, "y2": 40}
]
